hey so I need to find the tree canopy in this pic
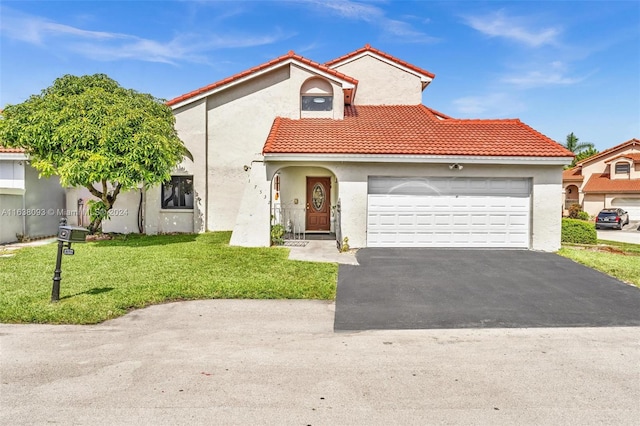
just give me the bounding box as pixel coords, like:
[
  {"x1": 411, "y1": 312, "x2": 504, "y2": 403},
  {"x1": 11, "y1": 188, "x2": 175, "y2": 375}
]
[
  {"x1": 563, "y1": 132, "x2": 595, "y2": 154},
  {"x1": 563, "y1": 133, "x2": 598, "y2": 168},
  {"x1": 0, "y1": 74, "x2": 189, "y2": 232}
]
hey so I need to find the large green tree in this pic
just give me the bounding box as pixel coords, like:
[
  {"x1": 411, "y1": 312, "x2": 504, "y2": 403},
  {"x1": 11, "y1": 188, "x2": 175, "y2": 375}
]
[
  {"x1": 0, "y1": 74, "x2": 189, "y2": 233},
  {"x1": 563, "y1": 133, "x2": 598, "y2": 168}
]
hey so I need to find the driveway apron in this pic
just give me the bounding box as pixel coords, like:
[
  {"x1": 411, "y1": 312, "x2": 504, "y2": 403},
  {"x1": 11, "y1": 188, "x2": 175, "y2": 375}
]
[{"x1": 335, "y1": 248, "x2": 640, "y2": 330}]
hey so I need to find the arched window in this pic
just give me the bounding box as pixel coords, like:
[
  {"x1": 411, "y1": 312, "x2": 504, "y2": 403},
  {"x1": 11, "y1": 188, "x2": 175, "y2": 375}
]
[
  {"x1": 301, "y1": 78, "x2": 333, "y2": 111},
  {"x1": 614, "y1": 161, "x2": 630, "y2": 174}
]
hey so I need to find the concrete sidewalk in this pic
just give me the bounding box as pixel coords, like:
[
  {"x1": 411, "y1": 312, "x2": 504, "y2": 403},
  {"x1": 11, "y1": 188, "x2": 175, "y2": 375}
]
[
  {"x1": 1, "y1": 300, "x2": 639, "y2": 425},
  {"x1": 287, "y1": 240, "x2": 358, "y2": 265}
]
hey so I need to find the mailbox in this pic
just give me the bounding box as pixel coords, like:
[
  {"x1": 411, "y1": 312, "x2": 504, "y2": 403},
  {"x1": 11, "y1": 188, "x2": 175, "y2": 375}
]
[{"x1": 57, "y1": 225, "x2": 89, "y2": 243}]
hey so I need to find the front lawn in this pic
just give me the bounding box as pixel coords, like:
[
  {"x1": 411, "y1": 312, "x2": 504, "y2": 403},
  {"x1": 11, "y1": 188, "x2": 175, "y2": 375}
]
[
  {"x1": 558, "y1": 240, "x2": 640, "y2": 288},
  {"x1": 0, "y1": 232, "x2": 337, "y2": 324}
]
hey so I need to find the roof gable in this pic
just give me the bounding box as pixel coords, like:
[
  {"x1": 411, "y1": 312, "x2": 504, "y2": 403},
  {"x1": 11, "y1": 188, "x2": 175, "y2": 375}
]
[
  {"x1": 604, "y1": 153, "x2": 640, "y2": 164},
  {"x1": 576, "y1": 138, "x2": 640, "y2": 166},
  {"x1": 167, "y1": 51, "x2": 358, "y2": 109},
  {"x1": 326, "y1": 44, "x2": 435, "y2": 87}
]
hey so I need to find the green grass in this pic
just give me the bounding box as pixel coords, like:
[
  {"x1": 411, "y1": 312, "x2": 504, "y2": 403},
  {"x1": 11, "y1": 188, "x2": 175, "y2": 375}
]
[
  {"x1": 558, "y1": 240, "x2": 640, "y2": 288},
  {"x1": 0, "y1": 232, "x2": 337, "y2": 324}
]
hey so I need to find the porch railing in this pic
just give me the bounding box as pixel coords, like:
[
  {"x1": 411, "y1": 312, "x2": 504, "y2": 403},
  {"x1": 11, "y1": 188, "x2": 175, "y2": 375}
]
[{"x1": 272, "y1": 205, "x2": 306, "y2": 245}]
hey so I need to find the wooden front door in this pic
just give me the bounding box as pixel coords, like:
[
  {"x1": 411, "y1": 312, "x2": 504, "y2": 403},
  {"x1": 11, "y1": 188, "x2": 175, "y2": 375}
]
[{"x1": 306, "y1": 177, "x2": 331, "y2": 231}]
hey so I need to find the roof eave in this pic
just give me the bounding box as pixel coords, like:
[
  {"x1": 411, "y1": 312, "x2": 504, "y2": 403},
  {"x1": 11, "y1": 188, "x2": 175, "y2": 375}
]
[
  {"x1": 263, "y1": 153, "x2": 573, "y2": 166},
  {"x1": 0, "y1": 152, "x2": 28, "y2": 161}
]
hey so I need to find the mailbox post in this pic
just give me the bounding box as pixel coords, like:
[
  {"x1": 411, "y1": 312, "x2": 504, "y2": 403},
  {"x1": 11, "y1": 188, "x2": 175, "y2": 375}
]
[{"x1": 51, "y1": 218, "x2": 89, "y2": 302}]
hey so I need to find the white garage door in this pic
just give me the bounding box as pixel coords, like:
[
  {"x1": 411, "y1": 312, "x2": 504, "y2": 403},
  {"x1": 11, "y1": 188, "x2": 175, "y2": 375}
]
[
  {"x1": 367, "y1": 177, "x2": 531, "y2": 248},
  {"x1": 611, "y1": 198, "x2": 640, "y2": 220}
]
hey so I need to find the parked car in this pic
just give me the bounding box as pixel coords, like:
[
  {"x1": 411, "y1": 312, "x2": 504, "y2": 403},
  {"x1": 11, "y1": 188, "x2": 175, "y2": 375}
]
[{"x1": 595, "y1": 208, "x2": 629, "y2": 230}]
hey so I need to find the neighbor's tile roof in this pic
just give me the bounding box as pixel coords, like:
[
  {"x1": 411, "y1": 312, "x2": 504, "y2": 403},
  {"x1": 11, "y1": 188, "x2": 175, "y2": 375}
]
[
  {"x1": 326, "y1": 44, "x2": 435, "y2": 79},
  {"x1": 563, "y1": 167, "x2": 584, "y2": 181},
  {"x1": 576, "y1": 138, "x2": 640, "y2": 166},
  {"x1": 263, "y1": 105, "x2": 574, "y2": 157},
  {"x1": 582, "y1": 174, "x2": 640, "y2": 193},
  {"x1": 166, "y1": 51, "x2": 358, "y2": 107},
  {"x1": 0, "y1": 146, "x2": 24, "y2": 153},
  {"x1": 604, "y1": 153, "x2": 640, "y2": 163}
]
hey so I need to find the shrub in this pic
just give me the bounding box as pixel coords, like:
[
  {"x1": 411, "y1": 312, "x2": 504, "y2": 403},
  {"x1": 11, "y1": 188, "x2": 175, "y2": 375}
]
[
  {"x1": 270, "y1": 223, "x2": 285, "y2": 246},
  {"x1": 561, "y1": 218, "x2": 597, "y2": 244},
  {"x1": 567, "y1": 203, "x2": 582, "y2": 219},
  {"x1": 577, "y1": 211, "x2": 590, "y2": 221}
]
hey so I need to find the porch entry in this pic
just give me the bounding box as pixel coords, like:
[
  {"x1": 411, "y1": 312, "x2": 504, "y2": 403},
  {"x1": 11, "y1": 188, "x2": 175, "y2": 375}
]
[{"x1": 306, "y1": 176, "x2": 331, "y2": 232}]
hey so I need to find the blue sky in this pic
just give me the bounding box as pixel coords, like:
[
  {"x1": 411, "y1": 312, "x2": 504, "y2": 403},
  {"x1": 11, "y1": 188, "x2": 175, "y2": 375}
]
[{"x1": 1, "y1": 0, "x2": 638, "y2": 151}]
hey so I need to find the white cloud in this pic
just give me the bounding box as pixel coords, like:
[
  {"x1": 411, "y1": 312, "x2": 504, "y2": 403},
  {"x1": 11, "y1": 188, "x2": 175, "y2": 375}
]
[
  {"x1": 303, "y1": 0, "x2": 439, "y2": 43},
  {"x1": 452, "y1": 93, "x2": 525, "y2": 117},
  {"x1": 501, "y1": 61, "x2": 588, "y2": 89},
  {"x1": 0, "y1": 6, "x2": 290, "y2": 64},
  {"x1": 464, "y1": 10, "x2": 560, "y2": 47}
]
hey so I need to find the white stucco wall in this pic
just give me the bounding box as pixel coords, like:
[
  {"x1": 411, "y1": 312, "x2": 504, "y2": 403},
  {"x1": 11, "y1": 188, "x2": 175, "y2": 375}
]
[
  {"x1": 172, "y1": 99, "x2": 207, "y2": 233},
  {"x1": 331, "y1": 55, "x2": 423, "y2": 105},
  {"x1": 192, "y1": 64, "x2": 345, "y2": 233},
  {"x1": 229, "y1": 161, "x2": 271, "y2": 247},
  {"x1": 264, "y1": 161, "x2": 564, "y2": 251}
]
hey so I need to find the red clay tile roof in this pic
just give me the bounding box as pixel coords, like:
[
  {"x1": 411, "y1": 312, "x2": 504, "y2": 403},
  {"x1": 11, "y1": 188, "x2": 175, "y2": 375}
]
[
  {"x1": 576, "y1": 138, "x2": 640, "y2": 166},
  {"x1": 563, "y1": 167, "x2": 583, "y2": 181},
  {"x1": 326, "y1": 44, "x2": 435, "y2": 79},
  {"x1": 0, "y1": 146, "x2": 25, "y2": 153},
  {"x1": 166, "y1": 51, "x2": 358, "y2": 107},
  {"x1": 582, "y1": 174, "x2": 640, "y2": 193},
  {"x1": 604, "y1": 153, "x2": 640, "y2": 163},
  {"x1": 263, "y1": 105, "x2": 573, "y2": 157}
]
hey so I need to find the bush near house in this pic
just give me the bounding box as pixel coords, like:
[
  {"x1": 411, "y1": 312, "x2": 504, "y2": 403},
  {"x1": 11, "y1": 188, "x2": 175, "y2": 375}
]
[
  {"x1": 561, "y1": 218, "x2": 597, "y2": 244},
  {"x1": 576, "y1": 211, "x2": 590, "y2": 221},
  {"x1": 567, "y1": 203, "x2": 582, "y2": 219}
]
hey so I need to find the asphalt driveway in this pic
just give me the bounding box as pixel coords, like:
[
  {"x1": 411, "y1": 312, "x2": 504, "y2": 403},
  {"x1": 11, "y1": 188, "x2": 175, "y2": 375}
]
[{"x1": 335, "y1": 249, "x2": 640, "y2": 330}]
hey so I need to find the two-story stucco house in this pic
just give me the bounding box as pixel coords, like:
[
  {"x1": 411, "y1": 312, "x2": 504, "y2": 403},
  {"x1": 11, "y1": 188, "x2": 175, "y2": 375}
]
[
  {"x1": 67, "y1": 45, "x2": 573, "y2": 251},
  {"x1": 563, "y1": 138, "x2": 640, "y2": 218},
  {"x1": 0, "y1": 146, "x2": 66, "y2": 244}
]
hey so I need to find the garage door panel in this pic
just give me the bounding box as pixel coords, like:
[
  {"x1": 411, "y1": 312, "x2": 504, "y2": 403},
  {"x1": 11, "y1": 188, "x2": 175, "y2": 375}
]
[
  {"x1": 367, "y1": 177, "x2": 531, "y2": 248},
  {"x1": 611, "y1": 198, "x2": 640, "y2": 219}
]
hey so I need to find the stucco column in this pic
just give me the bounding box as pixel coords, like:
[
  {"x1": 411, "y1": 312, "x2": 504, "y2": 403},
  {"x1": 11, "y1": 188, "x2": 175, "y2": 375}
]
[
  {"x1": 531, "y1": 182, "x2": 562, "y2": 251},
  {"x1": 229, "y1": 161, "x2": 271, "y2": 247},
  {"x1": 337, "y1": 180, "x2": 368, "y2": 248}
]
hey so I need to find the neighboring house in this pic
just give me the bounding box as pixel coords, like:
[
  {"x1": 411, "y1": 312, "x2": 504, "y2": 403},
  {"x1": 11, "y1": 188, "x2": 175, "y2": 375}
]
[
  {"x1": 563, "y1": 138, "x2": 640, "y2": 218},
  {"x1": 67, "y1": 45, "x2": 573, "y2": 251},
  {"x1": 0, "y1": 147, "x2": 66, "y2": 244}
]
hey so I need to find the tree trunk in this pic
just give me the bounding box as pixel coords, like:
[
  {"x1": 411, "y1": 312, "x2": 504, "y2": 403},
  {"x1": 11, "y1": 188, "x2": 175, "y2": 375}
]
[{"x1": 84, "y1": 182, "x2": 121, "y2": 234}]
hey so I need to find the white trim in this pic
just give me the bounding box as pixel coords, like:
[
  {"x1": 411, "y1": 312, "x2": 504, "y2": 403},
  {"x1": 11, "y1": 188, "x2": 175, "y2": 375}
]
[
  {"x1": 328, "y1": 51, "x2": 434, "y2": 83},
  {"x1": 264, "y1": 153, "x2": 574, "y2": 166},
  {"x1": 170, "y1": 58, "x2": 356, "y2": 110},
  {"x1": 0, "y1": 153, "x2": 28, "y2": 161},
  {"x1": 0, "y1": 188, "x2": 25, "y2": 195}
]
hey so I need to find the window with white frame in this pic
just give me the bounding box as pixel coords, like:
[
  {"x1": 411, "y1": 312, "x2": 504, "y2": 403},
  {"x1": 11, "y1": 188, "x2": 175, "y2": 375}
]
[
  {"x1": 614, "y1": 162, "x2": 630, "y2": 174},
  {"x1": 162, "y1": 176, "x2": 194, "y2": 209}
]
